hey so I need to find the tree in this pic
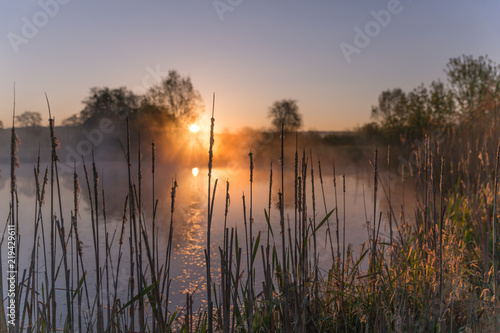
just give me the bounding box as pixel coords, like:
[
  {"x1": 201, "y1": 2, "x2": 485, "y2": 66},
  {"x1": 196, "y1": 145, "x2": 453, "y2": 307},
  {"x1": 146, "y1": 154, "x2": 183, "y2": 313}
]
[
  {"x1": 62, "y1": 114, "x2": 82, "y2": 127},
  {"x1": 371, "y1": 88, "x2": 408, "y2": 130},
  {"x1": 405, "y1": 85, "x2": 434, "y2": 139},
  {"x1": 427, "y1": 80, "x2": 455, "y2": 126},
  {"x1": 445, "y1": 55, "x2": 500, "y2": 120},
  {"x1": 142, "y1": 70, "x2": 203, "y2": 122},
  {"x1": 268, "y1": 99, "x2": 302, "y2": 132},
  {"x1": 79, "y1": 87, "x2": 140, "y2": 125},
  {"x1": 367, "y1": 55, "x2": 500, "y2": 142},
  {"x1": 0, "y1": 120, "x2": 3, "y2": 129},
  {"x1": 16, "y1": 111, "x2": 42, "y2": 127},
  {"x1": 371, "y1": 84, "x2": 455, "y2": 141}
]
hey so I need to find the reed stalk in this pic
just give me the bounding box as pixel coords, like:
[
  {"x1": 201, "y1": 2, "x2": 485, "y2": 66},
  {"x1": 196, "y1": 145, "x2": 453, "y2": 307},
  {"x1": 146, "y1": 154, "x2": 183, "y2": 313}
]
[
  {"x1": 279, "y1": 120, "x2": 289, "y2": 331},
  {"x1": 5, "y1": 96, "x2": 500, "y2": 331},
  {"x1": 206, "y1": 93, "x2": 216, "y2": 333},
  {"x1": 248, "y1": 151, "x2": 254, "y2": 333},
  {"x1": 125, "y1": 117, "x2": 136, "y2": 331},
  {"x1": 493, "y1": 139, "x2": 500, "y2": 303}
]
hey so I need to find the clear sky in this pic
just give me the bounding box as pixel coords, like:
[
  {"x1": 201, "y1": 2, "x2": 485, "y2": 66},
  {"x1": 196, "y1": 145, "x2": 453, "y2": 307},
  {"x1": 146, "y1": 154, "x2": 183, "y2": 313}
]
[{"x1": 1, "y1": 0, "x2": 500, "y2": 131}]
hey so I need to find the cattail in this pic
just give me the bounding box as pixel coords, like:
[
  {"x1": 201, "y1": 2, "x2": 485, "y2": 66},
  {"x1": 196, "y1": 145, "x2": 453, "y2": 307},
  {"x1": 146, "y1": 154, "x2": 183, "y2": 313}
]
[
  {"x1": 34, "y1": 167, "x2": 41, "y2": 203},
  {"x1": 388, "y1": 145, "x2": 392, "y2": 245},
  {"x1": 206, "y1": 93, "x2": 216, "y2": 333},
  {"x1": 268, "y1": 162, "x2": 272, "y2": 217},
  {"x1": 125, "y1": 117, "x2": 136, "y2": 332},
  {"x1": 248, "y1": 150, "x2": 255, "y2": 333},
  {"x1": 224, "y1": 180, "x2": 230, "y2": 229},
  {"x1": 333, "y1": 154, "x2": 340, "y2": 262},
  {"x1": 152, "y1": 141, "x2": 156, "y2": 174},
  {"x1": 49, "y1": 119, "x2": 60, "y2": 160},
  {"x1": 492, "y1": 139, "x2": 500, "y2": 300},
  {"x1": 278, "y1": 191, "x2": 283, "y2": 230},
  {"x1": 74, "y1": 168, "x2": 80, "y2": 214},
  {"x1": 171, "y1": 179, "x2": 178, "y2": 213},
  {"x1": 10, "y1": 124, "x2": 20, "y2": 192},
  {"x1": 163, "y1": 177, "x2": 178, "y2": 326},
  {"x1": 267, "y1": 162, "x2": 273, "y2": 245},
  {"x1": 119, "y1": 196, "x2": 129, "y2": 247},
  {"x1": 279, "y1": 118, "x2": 289, "y2": 331},
  {"x1": 73, "y1": 165, "x2": 82, "y2": 256},
  {"x1": 47, "y1": 93, "x2": 60, "y2": 162},
  {"x1": 151, "y1": 140, "x2": 158, "y2": 288},
  {"x1": 208, "y1": 94, "x2": 215, "y2": 174},
  {"x1": 40, "y1": 168, "x2": 48, "y2": 204}
]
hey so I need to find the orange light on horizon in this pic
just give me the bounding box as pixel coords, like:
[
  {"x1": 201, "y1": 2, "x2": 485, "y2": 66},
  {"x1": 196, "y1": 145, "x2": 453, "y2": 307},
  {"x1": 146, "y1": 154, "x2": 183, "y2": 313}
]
[
  {"x1": 189, "y1": 124, "x2": 200, "y2": 133},
  {"x1": 192, "y1": 167, "x2": 199, "y2": 176}
]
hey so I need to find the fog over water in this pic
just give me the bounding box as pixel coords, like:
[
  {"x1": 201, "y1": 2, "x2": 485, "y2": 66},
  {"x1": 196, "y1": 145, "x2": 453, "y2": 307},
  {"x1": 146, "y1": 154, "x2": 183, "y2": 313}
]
[{"x1": 0, "y1": 125, "x2": 415, "y2": 312}]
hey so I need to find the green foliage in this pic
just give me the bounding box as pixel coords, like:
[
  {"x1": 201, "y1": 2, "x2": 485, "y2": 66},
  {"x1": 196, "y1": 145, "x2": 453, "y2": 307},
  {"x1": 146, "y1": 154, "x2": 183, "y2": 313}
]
[
  {"x1": 369, "y1": 54, "x2": 500, "y2": 143},
  {"x1": 9, "y1": 56, "x2": 500, "y2": 332},
  {"x1": 7, "y1": 113, "x2": 500, "y2": 332},
  {"x1": 428, "y1": 80, "x2": 455, "y2": 126},
  {"x1": 446, "y1": 54, "x2": 500, "y2": 120},
  {"x1": 370, "y1": 85, "x2": 449, "y2": 142}
]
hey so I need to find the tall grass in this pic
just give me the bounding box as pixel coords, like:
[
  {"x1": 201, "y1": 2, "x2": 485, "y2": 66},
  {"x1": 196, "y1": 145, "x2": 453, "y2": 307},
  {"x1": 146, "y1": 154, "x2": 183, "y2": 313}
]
[{"x1": 2, "y1": 100, "x2": 500, "y2": 332}]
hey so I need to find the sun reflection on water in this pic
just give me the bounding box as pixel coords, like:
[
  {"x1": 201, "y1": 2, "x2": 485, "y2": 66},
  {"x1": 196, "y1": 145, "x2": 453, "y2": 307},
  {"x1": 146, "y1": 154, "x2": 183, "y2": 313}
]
[{"x1": 171, "y1": 197, "x2": 207, "y2": 297}]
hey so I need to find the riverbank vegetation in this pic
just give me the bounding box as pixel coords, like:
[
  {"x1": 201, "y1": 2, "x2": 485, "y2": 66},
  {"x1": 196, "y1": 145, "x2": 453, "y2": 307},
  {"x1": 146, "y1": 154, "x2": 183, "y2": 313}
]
[{"x1": 2, "y1": 55, "x2": 500, "y2": 331}]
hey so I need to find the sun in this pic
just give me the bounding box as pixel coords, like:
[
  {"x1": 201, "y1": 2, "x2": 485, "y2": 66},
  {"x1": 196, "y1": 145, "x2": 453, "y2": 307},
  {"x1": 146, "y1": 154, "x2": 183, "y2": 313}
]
[
  {"x1": 189, "y1": 124, "x2": 200, "y2": 133},
  {"x1": 192, "y1": 167, "x2": 199, "y2": 176}
]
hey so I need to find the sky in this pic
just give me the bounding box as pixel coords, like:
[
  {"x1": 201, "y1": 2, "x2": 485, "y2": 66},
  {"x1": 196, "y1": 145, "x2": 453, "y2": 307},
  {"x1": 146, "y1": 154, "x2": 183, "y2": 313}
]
[{"x1": 1, "y1": 0, "x2": 500, "y2": 132}]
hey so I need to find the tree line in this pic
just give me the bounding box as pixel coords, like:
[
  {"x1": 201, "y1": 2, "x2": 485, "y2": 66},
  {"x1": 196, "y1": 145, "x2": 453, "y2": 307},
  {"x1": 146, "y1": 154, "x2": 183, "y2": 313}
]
[
  {"x1": 364, "y1": 55, "x2": 500, "y2": 142},
  {"x1": 6, "y1": 54, "x2": 496, "y2": 141},
  {"x1": 4, "y1": 69, "x2": 304, "y2": 133},
  {"x1": 64, "y1": 70, "x2": 203, "y2": 128}
]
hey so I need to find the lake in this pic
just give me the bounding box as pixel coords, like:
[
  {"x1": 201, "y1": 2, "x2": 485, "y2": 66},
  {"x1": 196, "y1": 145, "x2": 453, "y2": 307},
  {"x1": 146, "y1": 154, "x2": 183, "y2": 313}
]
[{"x1": 0, "y1": 127, "x2": 414, "y2": 328}]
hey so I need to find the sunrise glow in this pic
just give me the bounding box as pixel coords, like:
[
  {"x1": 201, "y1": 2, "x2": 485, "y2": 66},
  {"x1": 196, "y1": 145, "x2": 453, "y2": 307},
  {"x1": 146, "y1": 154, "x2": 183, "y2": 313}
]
[{"x1": 190, "y1": 124, "x2": 200, "y2": 133}]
